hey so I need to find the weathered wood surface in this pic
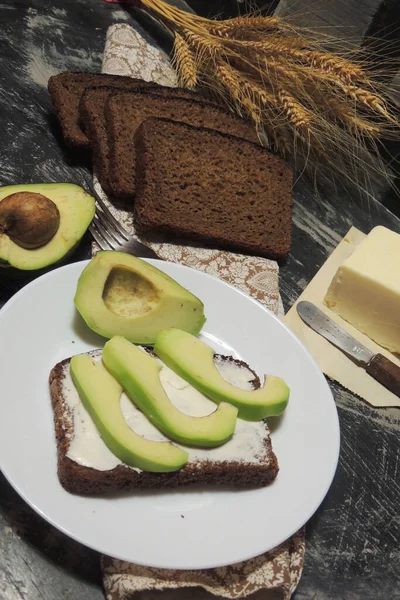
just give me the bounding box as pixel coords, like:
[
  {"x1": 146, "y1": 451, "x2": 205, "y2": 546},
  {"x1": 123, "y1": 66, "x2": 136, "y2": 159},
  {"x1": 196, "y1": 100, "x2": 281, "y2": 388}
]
[{"x1": 0, "y1": 1, "x2": 399, "y2": 599}]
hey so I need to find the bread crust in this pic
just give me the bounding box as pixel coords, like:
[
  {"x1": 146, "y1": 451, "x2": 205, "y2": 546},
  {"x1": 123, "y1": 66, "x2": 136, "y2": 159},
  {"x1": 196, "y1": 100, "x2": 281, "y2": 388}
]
[
  {"x1": 48, "y1": 72, "x2": 144, "y2": 148},
  {"x1": 49, "y1": 352, "x2": 279, "y2": 496}
]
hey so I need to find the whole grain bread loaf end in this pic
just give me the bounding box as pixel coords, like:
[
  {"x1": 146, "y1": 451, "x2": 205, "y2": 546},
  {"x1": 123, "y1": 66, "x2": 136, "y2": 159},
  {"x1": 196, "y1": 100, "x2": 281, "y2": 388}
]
[
  {"x1": 49, "y1": 349, "x2": 279, "y2": 495},
  {"x1": 134, "y1": 118, "x2": 293, "y2": 260},
  {"x1": 79, "y1": 84, "x2": 213, "y2": 195},
  {"x1": 48, "y1": 72, "x2": 150, "y2": 148},
  {"x1": 106, "y1": 91, "x2": 260, "y2": 200}
]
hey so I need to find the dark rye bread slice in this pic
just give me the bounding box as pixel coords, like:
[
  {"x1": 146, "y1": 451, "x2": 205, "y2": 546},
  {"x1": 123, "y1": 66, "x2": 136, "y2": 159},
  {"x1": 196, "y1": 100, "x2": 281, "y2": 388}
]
[
  {"x1": 48, "y1": 72, "x2": 150, "y2": 148},
  {"x1": 134, "y1": 118, "x2": 293, "y2": 260},
  {"x1": 49, "y1": 349, "x2": 279, "y2": 496},
  {"x1": 79, "y1": 85, "x2": 211, "y2": 195},
  {"x1": 106, "y1": 91, "x2": 259, "y2": 200},
  {"x1": 48, "y1": 71, "x2": 217, "y2": 151}
]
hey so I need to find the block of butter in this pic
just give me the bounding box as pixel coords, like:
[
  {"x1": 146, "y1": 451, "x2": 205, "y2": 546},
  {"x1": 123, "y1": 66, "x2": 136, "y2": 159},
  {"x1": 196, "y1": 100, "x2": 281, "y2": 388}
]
[{"x1": 324, "y1": 225, "x2": 400, "y2": 354}]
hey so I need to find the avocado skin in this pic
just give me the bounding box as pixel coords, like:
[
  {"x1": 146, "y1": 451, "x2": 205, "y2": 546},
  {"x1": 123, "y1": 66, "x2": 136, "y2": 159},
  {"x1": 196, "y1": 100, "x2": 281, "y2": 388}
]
[
  {"x1": 102, "y1": 336, "x2": 238, "y2": 448},
  {"x1": 154, "y1": 328, "x2": 290, "y2": 421},
  {"x1": 0, "y1": 183, "x2": 95, "y2": 271},
  {"x1": 74, "y1": 251, "x2": 206, "y2": 344},
  {"x1": 70, "y1": 354, "x2": 188, "y2": 472},
  {"x1": 0, "y1": 238, "x2": 88, "y2": 280}
]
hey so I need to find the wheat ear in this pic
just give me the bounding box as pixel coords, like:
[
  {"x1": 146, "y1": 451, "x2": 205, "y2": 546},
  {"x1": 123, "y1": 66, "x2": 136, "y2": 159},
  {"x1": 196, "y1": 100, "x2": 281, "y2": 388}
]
[
  {"x1": 183, "y1": 29, "x2": 222, "y2": 61},
  {"x1": 341, "y1": 85, "x2": 392, "y2": 119},
  {"x1": 290, "y1": 50, "x2": 366, "y2": 83},
  {"x1": 208, "y1": 16, "x2": 282, "y2": 37},
  {"x1": 225, "y1": 37, "x2": 307, "y2": 54},
  {"x1": 173, "y1": 33, "x2": 197, "y2": 88},
  {"x1": 277, "y1": 89, "x2": 312, "y2": 135}
]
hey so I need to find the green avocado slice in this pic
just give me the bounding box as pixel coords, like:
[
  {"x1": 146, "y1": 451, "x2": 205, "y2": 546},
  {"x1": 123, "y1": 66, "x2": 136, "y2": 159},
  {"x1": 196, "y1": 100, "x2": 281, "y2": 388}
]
[
  {"x1": 0, "y1": 184, "x2": 95, "y2": 270},
  {"x1": 74, "y1": 251, "x2": 206, "y2": 344},
  {"x1": 154, "y1": 329, "x2": 290, "y2": 421},
  {"x1": 102, "y1": 336, "x2": 238, "y2": 448},
  {"x1": 70, "y1": 354, "x2": 188, "y2": 472}
]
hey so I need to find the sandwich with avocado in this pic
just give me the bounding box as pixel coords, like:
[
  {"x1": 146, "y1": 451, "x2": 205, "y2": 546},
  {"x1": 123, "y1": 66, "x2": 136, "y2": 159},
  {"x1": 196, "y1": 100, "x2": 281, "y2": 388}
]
[{"x1": 49, "y1": 330, "x2": 289, "y2": 495}]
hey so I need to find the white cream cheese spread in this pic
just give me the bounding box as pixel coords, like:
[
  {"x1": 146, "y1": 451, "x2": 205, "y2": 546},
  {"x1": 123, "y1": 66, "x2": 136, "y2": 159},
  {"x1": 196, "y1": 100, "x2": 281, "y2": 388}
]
[{"x1": 62, "y1": 352, "x2": 269, "y2": 471}]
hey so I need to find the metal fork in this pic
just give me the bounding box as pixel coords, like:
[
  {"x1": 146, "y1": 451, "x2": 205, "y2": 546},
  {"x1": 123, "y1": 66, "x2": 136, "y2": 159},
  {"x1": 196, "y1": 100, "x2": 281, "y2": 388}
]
[{"x1": 87, "y1": 184, "x2": 160, "y2": 261}]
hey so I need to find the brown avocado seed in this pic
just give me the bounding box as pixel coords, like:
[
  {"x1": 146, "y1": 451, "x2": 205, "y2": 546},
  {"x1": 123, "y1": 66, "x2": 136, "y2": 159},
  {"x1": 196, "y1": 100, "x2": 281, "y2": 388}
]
[{"x1": 0, "y1": 192, "x2": 60, "y2": 249}]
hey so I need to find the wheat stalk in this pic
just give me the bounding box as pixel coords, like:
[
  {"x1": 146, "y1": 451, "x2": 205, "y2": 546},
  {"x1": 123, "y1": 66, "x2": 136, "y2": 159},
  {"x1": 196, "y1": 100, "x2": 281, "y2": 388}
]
[
  {"x1": 341, "y1": 84, "x2": 391, "y2": 118},
  {"x1": 183, "y1": 29, "x2": 222, "y2": 57},
  {"x1": 290, "y1": 50, "x2": 366, "y2": 83},
  {"x1": 302, "y1": 84, "x2": 383, "y2": 137},
  {"x1": 214, "y1": 65, "x2": 264, "y2": 123},
  {"x1": 208, "y1": 16, "x2": 283, "y2": 37},
  {"x1": 214, "y1": 64, "x2": 275, "y2": 108},
  {"x1": 138, "y1": 0, "x2": 400, "y2": 195},
  {"x1": 173, "y1": 33, "x2": 197, "y2": 88},
  {"x1": 277, "y1": 88, "x2": 312, "y2": 134},
  {"x1": 224, "y1": 37, "x2": 307, "y2": 54}
]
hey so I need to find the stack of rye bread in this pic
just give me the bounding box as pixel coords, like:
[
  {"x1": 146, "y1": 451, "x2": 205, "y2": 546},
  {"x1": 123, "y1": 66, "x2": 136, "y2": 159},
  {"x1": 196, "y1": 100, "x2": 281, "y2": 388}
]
[{"x1": 48, "y1": 72, "x2": 293, "y2": 259}]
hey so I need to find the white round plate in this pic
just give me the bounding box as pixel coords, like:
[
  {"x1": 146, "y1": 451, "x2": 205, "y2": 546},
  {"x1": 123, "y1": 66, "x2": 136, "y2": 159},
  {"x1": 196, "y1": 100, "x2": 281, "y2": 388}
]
[{"x1": 0, "y1": 260, "x2": 339, "y2": 569}]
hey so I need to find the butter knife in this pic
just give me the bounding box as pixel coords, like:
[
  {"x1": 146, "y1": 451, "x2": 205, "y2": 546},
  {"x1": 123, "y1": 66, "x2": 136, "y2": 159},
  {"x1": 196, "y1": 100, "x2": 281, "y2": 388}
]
[{"x1": 297, "y1": 301, "x2": 400, "y2": 398}]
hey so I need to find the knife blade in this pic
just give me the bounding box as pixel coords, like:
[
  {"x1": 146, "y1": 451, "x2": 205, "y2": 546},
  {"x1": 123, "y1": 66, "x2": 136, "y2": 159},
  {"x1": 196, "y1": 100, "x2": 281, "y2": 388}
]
[{"x1": 296, "y1": 301, "x2": 400, "y2": 398}]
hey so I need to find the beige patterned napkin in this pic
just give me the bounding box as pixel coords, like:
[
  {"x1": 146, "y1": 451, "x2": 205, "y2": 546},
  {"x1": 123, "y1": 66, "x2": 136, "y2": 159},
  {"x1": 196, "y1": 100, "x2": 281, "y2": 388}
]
[
  {"x1": 96, "y1": 21, "x2": 305, "y2": 600},
  {"x1": 101, "y1": 529, "x2": 305, "y2": 600}
]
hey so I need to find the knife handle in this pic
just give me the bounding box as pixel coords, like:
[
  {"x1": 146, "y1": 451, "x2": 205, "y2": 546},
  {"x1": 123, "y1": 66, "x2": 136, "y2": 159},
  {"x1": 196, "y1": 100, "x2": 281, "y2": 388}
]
[{"x1": 366, "y1": 353, "x2": 400, "y2": 398}]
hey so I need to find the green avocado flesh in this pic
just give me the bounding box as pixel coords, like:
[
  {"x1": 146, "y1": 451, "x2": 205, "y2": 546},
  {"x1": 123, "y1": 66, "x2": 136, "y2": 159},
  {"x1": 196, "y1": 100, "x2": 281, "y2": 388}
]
[
  {"x1": 70, "y1": 354, "x2": 188, "y2": 472},
  {"x1": 102, "y1": 336, "x2": 238, "y2": 447},
  {"x1": 0, "y1": 184, "x2": 95, "y2": 270},
  {"x1": 74, "y1": 251, "x2": 206, "y2": 344},
  {"x1": 154, "y1": 329, "x2": 290, "y2": 421}
]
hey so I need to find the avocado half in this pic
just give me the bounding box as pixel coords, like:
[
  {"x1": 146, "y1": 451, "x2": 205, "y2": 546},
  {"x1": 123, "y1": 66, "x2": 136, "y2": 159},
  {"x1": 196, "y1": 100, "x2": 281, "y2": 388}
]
[
  {"x1": 74, "y1": 251, "x2": 206, "y2": 344},
  {"x1": 0, "y1": 183, "x2": 95, "y2": 271}
]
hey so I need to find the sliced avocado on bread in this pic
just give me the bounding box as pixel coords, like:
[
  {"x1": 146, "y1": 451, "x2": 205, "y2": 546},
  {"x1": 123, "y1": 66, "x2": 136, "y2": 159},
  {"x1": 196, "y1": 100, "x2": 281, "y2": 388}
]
[
  {"x1": 103, "y1": 336, "x2": 238, "y2": 448},
  {"x1": 74, "y1": 252, "x2": 206, "y2": 344},
  {"x1": 154, "y1": 329, "x2": 290, "y2": 421},
  {"x1": 70, "y1": 354, "x2": 188, "y2": 472},
  {"x1": 49, "y1": 348, "x2": 279, "y2": 494}
]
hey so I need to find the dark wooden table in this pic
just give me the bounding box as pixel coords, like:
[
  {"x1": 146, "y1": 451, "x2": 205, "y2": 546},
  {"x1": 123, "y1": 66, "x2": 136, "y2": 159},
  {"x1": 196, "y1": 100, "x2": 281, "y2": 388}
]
[{"x1": 0, "y1": 1, "x2": 399, "y2": 599}]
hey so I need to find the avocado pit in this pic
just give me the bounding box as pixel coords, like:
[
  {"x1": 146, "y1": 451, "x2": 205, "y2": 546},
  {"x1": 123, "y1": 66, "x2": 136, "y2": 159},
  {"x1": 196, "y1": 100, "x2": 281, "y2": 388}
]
[
  {"x1": 102, "y1": 266, "x2": 159, "y2": 318},
  {"x1": 0, "y1": 191, "x2": 60, "y2": 249}
]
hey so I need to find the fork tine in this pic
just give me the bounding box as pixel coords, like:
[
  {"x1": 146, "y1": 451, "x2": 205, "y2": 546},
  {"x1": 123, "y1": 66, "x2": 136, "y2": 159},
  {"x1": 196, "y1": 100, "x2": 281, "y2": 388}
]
[
  {"x1": 92, "y1": 214, "x2": 119, "y2": 250},
  {"x1": 89, "y1": 222, "x2": 111, "y2": 251},
  {"x1": 95, "y1": 207, "x2": 126, "y2": 246},
  {"x1": 91, "y1": 188, "x2": 131, "y2": 241}
]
